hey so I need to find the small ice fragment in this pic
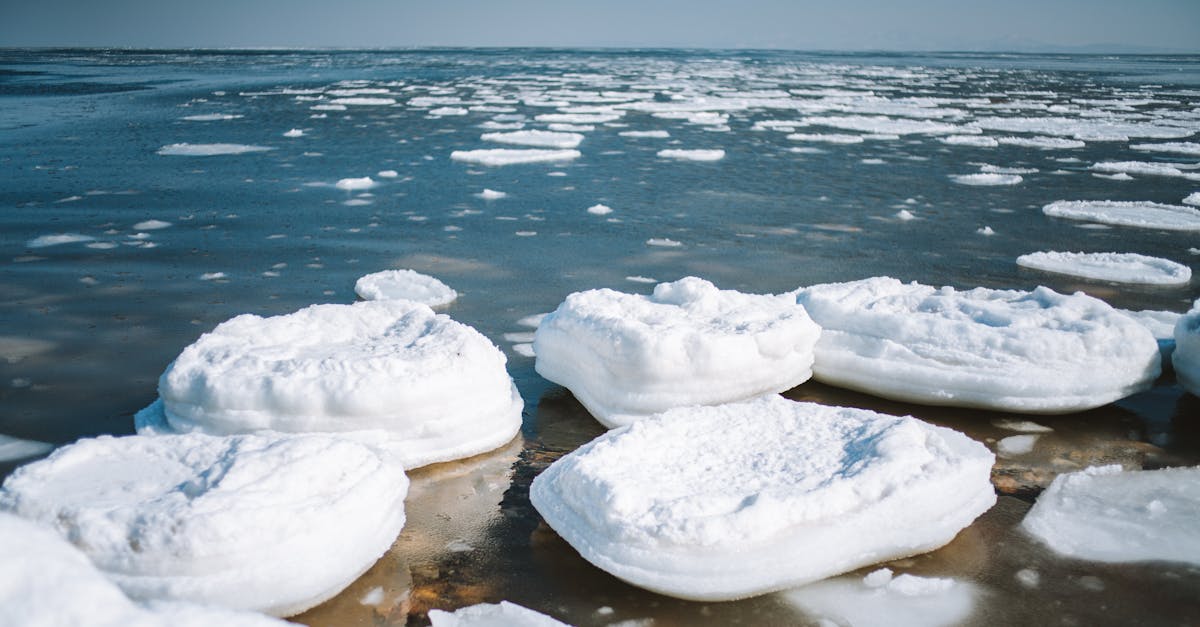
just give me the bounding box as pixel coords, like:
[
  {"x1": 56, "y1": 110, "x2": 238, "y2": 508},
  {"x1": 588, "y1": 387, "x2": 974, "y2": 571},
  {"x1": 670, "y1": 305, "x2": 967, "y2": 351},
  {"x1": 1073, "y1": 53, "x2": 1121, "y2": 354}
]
[
  {"x1": 976, "y1": 226, "x2": 995, "y2": 236},
  {"x1": 481, "y1": 130, "x2": 584, "y2": 149},
  {"x1": 283, "y1": 129, "x2": 305, "y2": 138},
  {"x1": 377, "y1": 170, "x2": 399, "y2": 178},
  {"x1": 199, "y1": 272, "x2": 226, "y2": 281},
  {"x1": 478, "y1": 189, "x2": 507, "y2": 200},
  {"x1": 181, "y1": 113, "x2": 243, "y2": 121},
  {"x1": 517, "y1": 313, "x2": 548, "y2": 328},
  {"x1": 1184, "y1": 192, "x2": 1200, "y2": 206},
  {"x1": 512, "y1": 343, "x2": 536, "y2": 358},
  {"x1": 428, "y1": 601, "x2": 572, "y2": 627},
  {"x1": 157, "y1": 143, "x2": 273, "y2": 156},
  {"x1": 0, "y1": 434, "x2": 54, "y2": 462},
  {"x1": 950, "y1": 173, "x2": 1022, "y2": 186},
  {"x1": 996, "y1": 434, "x2": 1039, "y2": 457},
  {"x1": 354, "y1": 269, "x2": 457, "y2": 307},
  {"x1": 619, "y1": 130, "x2": 670, "y2": 138},
  {"x1": 587, "y1": 204, "x2": 613, "y2": 215},
  {"x1": 863, "y1": 568, "x2": 894, "y2": 588},
  {"x1": 133, "y1": 219, "x2": 172, "y2": 231},
  {"x1": 336, "y1": 177, "x2": 376, "y2": 191},
  {"x1": 450, "y1": 149, "x2": 581, "y2": 166},
  {"x1": 895, "y1": 209, "x2": 916, "y2": 221},
  {"x1": 1015, "y1": 569, "x2": 1040, "y2": 588},
  {"x1": 625, "y1": 276, "x2": 656, "y2": 283},
  {"x1": 360, "y1": 586, "x2": 385, "y2": 606},
  {"x1": 992, "y1": 419, "x2": 1052, "y2": 433},
  {"x1": 657, "y1": 149, "x2": 725, "y2": 161},
  {"x1": 646, "y1": 238, "x2": 682, "y2": 248},
  {"x1": 27, "y1": 233, "x2": 95, "y2": 248}
]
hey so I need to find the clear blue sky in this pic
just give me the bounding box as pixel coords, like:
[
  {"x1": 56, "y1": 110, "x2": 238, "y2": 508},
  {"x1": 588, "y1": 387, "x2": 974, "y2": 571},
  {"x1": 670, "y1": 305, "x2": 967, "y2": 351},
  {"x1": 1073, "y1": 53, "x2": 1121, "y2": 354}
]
[{"x1": 2, "y1": 0, "x2": 1198, "y2": 52}]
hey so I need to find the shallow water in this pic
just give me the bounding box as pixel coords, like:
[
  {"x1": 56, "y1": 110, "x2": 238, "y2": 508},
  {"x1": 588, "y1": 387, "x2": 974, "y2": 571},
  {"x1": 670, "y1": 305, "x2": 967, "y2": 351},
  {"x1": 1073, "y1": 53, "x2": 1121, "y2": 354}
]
[{"x1": 1, "y1": 49, "x2": 1198, "y2": 626}]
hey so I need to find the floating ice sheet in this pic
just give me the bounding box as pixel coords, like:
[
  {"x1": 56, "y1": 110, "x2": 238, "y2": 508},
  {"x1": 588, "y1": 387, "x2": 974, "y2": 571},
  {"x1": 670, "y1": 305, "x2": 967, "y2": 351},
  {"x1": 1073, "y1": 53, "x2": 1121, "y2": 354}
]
[
  {"x1": 794, "y1": 277, "x2": 1161, "y2": 413},
  {"x1": 1022, "y1": 465, "x2": 1200, "y2": 565},
  {"x1": 481, "y1": 130, "x2": 583, "y2": 149},
  {"x1": 429, "y1": 601, "x2": 571, "y2": 627},
  {"x1": 533, "y1": 277, "x2": 820, "y2": 427},
  {"x1": 450, "y1": 149, "x2": 581, "y2": 166},
  {"x1": 657, "y1": 149, "x2": 725, "y2": 161},
  {"x1": 26, "y1": 233, "x2": 95, "y2": 248},
  {"x1": 354, "y1": 269, "x2": 458, "y2": 307},
  {"x1": 1042, "y1": 200, "x2": 1200, "y2": 231},
  {"x1": 950, "y1": 173, "x2": 1023, "y2": 186},
  {"x1": 1016, "y1": 251, "x2": 1192, "y2": 285},
  {"x1": 140, "y1": 300, "x2": 522, "y2": 469},
  {"x1": 0, "y1": 432, "x2": 408, "y2": 616},
  {"x1": 530, "y1": 396, "x2": 995, "y2": 600},
  {"x1": 0, "y1": 512, "x2": 290, "y2": 626},
  {"x1": 157, "y1": 143, "x2": 274, "y2": 156}
]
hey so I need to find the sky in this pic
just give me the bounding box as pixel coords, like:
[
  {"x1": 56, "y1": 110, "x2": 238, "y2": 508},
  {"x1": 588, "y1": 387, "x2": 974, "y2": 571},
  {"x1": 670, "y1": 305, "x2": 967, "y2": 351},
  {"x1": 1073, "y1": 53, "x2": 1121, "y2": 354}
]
[{"x1": 2, "y1": 0, "x2": 1198, "y2": 53}]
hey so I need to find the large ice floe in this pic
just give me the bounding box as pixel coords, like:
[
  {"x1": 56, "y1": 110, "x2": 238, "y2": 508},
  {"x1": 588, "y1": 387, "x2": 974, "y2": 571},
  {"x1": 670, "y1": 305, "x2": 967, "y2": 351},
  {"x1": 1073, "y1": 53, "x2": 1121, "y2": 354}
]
[
  {"x1": 1021, "y1": 465, "x2": 1200, "y2": 565},
  {"x1": 530, "y1": 395, "x2": 996, "y2": 601},
  {"x1": 429, "y1": 601, "x2": 571, "y2": 627},
  {"x1": 480, "y1": 130, "x2": 584, "y2": 149},
  {"x1": 1016, "y1": 251, "x2": 1192, "y2": 286},
  {"x1": 532, "y1": 277, "x2": 821, "y2": 427},
  {"x1": 0, "y1": 512, "x2": 290, "y2": 627},
  {"x1": 136, "y1": 300, "x2": 522, "y2": 469},
  {"x1": 0, "y1": 432, "x2": 408, "y2": 616},
  {"x1": 354, "y1": 269, "x2": 458, "y2": 307},
  {"x1": 1041, "y1": 200, "x2": 1200, "y2": 231},
  {"x1": 1175, "y1": 301, "x2": 1200, "y2": 396},
  {"x1": 449, "y1": 148, "x2": 581, "y2": 166},
  {"x1": 793, "y1": 277, "x2": 1161, "y2": 413}
]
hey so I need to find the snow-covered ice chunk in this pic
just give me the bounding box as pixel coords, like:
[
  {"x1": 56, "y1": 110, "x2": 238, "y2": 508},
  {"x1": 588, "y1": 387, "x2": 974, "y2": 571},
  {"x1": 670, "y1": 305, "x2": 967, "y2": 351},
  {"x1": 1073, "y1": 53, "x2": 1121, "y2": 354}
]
[
  {"x1": 139, "y1": 300, "x2": 522, "y2": 469},
  {"x1": 480, "y1": 130, "x2": 583, "y2": 149},
  {"x1": 354, "y1": 269, "x2": 458, "y2": 307},
  {"x1": 157, "y1": 143, "x2": 273, "y2": 156},
  {"x1": 1090, "y1": 161, "x2": 1200, "y2": 180},
  {"x1": 785, "y1": 569, "x2": 977, "y2": 627},
  {"x1": 283, "y1": 128, "x2": 304, "y2": 138},
  {"x1": 1016, "y1": 251, "x2": 1191, "y2": 286},
  {"x1": 895, "y1": 209, "x2": 916, "y2": 221},
  {"x1": 0, "y1": 435, "x2": 53, "y2": 463},
  {"x1": 1022, "y1": 465, "x2": 1200, "y2": 565},
  {"x1": 533, "y1": 277, "x2": 821, "y2": 427},
  {"x1": 1185, "y1": 192, "x2": 1200, "y2": 206},
  {"x1": 657, "y1": 149, "x2": 725, "y2": 161},
  {"x1": 530, "y1": 396, "x2": 995, "y2": 600},
  {"x1": 336, "y1": 177, "x2": 376, "y2": 191},
  {"x1": 0, "y1": 512, "x2": 289, "y2": 626},
  {"x1": 27, "y1": 233, "x2": 94, "y2": 248},
  {"x1": 997, "y1": 434, "x2": 1039, "y2": 457},
  {"x1": 950, "y1": 173, "x2": 1023, "y2": 186},
  {"x1": 477, "y1": 188, "x2": 507, "y2": 200},
  {"x1": 429, "y1": 601, "x2": 571, "y2": 627},
  {"x1": 586, "y1": 203, "x2": 613, "y2": 215},
  {"x1": 1175, "y1": 302, "x2": 1200, "y2": 396},
  {"x1": 450, "y1": 149, "x2": 581, "y2": 166},
  {"x1": 646, "y1": 237, "x2": 683, "y2": 247},
  {"x1": 794, "y1": 277, "x2": 1161, "y2": 413},
  {"x1": 1042, "y1": 200, "x2": 1200, "y2": 231},
  {"x1": 977, "y1": 226, "x2": 996, "y2": 236},
  {"x1": 940, "y1": 135, "x2": 998, "y2": 147},
  {"x1": 0, "y1": 432, "x2": 408, "y2": 616},
  {"x1": 377, "y1": 169, "x2": 399, "y2": 178},
  {"x1": 619, "y1": 130, "x2": 669, "y2": 138}
]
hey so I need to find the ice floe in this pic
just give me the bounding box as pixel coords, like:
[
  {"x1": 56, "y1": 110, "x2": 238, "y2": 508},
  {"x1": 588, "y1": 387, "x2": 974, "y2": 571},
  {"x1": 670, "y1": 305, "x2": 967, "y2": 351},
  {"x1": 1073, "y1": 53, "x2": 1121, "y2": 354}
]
[
  {"x1": 429, "y1": 601, "x2": 571, "y2": 627},
  {"x1": 950, "y1": 173, "x2": 1023, "y2": 186},
  {"x1": 996, "y1": 136, "x2": 1085, "y2": 149},
  {"x1": 785, "y1": 569, "x2": 977, "y2": 627},
  {"x1": 1185, "y1": 192, "x2": 1200, "y2": 206},
  {"x1": 1042, "y1": 200, "x2": 1200, "y2": 231},
  {"x1": 1175, "y1": 302, "x2": 1200, "y2": 396},
  {"x1": 794, "y1": 277, "x2": 1161, "y2": 413},
  {"x1": 138, "y1": 300, "x2": 522, "y2": 468},
  {"x1": 0, "y1": 512, "x2": 289, "y2": 626},
  {"x1": 619, "y1": 130, "x2": 670, "y2": 138},
  {"x1": 586, "y1": 204, "x2": 613, "y2": 215},
  {"x1": 0, "y1": 435, "x2": 53, "y2": 463},
  {"x1": 530, "y1": 395, "x2": 995, "y2": 600},
  {"x1": 533, "y1": 277, "x2": 821, "y2": 427},
  {"x1": 26, "y1": 233, "x2": 95, "y2": 248},
  {"x1": 787, "y1": 133, "x2": 865, "y2": 144},
  {"x1": 450, "y1": 149, "x2": 581, "y2": 166},
  {"x1": 656, "y1": 149, "x2": 725, "y2": 161},
  {"x1": 0, "y1": 432, "x2": 408, "y2": 616},
  {"x1": 1016, "y1": 251, "x2": 1191, "y2": 286},
  {"x1": 481, "y1": 130, "x2": 583, "y2": 149},
  {"x1": 335, "y1": 177, "x2": 376, "y2": 191},
  {"x1": 157, "y1": 143, "x2": 274, "y2": 156},
  {"x1": 1022, "y1": 465, "x2": 1200, "y2": 565},
  {"x1": 331, "y1": 97, "x2": 396, "y2": 106},
  {"x1": 133, "y1": 219, "x2": 172, "y2": 230},
  {"x1": 1118, "y1": 308, "x2": 1183, "y2": 363},
  {"x1": 940, "y1": 135, "x2": 998, "y2": 147},
  {"x1": 181, "y1": 113, "x2": 243, "y2": 122},
  {"x1": 354, "y1": 269, "x2": 458, "y2": 307},
  {"x1": 974, "y1": 117, "x2": 1192, "y2": 142},
  {"x1": 283, "y1": 128, "x2": 304, "y2": 138},
  {"x1": 1090, "y1": 161, "x2": 1200, "y2": 181},
  {"x1": 478, "y1": 188, "x2": 507, "y2": 199},
  {"x1": 1129, "y1": 142, "x2": 1200, "y2": 156}
]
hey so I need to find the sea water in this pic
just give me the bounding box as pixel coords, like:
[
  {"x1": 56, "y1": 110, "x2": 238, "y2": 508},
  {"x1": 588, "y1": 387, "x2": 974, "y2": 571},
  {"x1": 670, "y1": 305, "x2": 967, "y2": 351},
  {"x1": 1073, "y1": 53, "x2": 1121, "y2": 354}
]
[{"x1": 1, "y1": 49, "x2": 1198, "y2": 626}]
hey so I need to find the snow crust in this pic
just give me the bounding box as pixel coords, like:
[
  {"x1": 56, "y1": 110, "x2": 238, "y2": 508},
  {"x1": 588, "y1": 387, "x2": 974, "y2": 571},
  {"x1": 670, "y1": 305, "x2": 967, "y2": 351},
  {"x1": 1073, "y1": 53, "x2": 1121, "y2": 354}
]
[
  {"x1": 157, "y1": 144, "x2": 273, "y2": 156},
  {"x1": 1016, "y1": 251, "x2": 1192, "y2": 285},
  {"x1": 0, "y1": 432, "x2": 408, "y2": 616},
  {"x1": 794, "y1": 277, "x2": 1161, "y2": 413},
  {"x1": 530, "y1": 396, "x2": 996, "y2": 600},
  {"x1": 533, "y1": 277, "x2": 820, "y2": 427},
  {"x1": 429, "y1": 601, "x2": 571, "y2": 627},
  {"x1": 0, "y1": 512, "x2": 289, "y2": 627},
  {"x1": 354, "y1": 269, "x2": 458, "y2": 307},
  {"x1": 657, "y1": 149, "x2": 725, "y2": 161},
  {"x1": 450, "y1": 149, "x2": 581, "y2": 166},
  {"x1": 1175, "y1": 302, "x2": 1200, "y2": 396},
  {"x1": 1042, "y1": 200, "x2": 1200, "y2": 231},
  {"x1": 1022, "y1": 465, "x2": 1200, "y2": 565},
  {"x1": 480, "y1": 130, "x2": 583, "y2": 149},
  {"x1": 785, "y1": 569, "x2": 976, "y2": 627},
  {"x1": 141, "y1": 300, "x2": 522, "y2": 469}
]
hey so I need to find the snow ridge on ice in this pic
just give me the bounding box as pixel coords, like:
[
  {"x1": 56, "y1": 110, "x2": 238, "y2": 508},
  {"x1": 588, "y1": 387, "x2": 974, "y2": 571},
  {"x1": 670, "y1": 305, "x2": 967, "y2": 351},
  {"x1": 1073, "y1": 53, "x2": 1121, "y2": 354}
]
[{"x1": 530, "y1": 396, "x2": 995, "y2": 600}]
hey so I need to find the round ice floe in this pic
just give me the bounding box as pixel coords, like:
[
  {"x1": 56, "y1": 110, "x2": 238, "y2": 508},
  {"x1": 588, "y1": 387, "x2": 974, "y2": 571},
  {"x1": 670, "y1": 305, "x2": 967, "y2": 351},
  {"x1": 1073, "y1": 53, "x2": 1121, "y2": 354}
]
[
  {"x1": 1042, "y1": 200, "x2": 1200, "y2": 231},
  {"x1": 530, "y1": 396, "x2": 996, "y2": 601},
  {"x1": 429, "y1": 601, "x2": 571, "y2": 627},
  {"x1": 794, "y1": 277, "x2": 1161, "y2": 413},
  {"x1": 0, "y1": 512, "x2": 289, "y2": 627},
  {"x1": 533, "y1": 277, "x2": 821, "y2": 427},
  {"x1": 1022, "y1": 465, "x2": 1200, "y2": 565},
  {"x1": 143, "y1": 300, "x2": 522, "y2": 469},
  {"x1": 0, "y1": 432, "x2": 409, "y2": 616},
  {"x1": 1175, "y1": 302, "x2": 1200, "y2": 396},
  {"x1": 1016, "y1": 251, "x2": 1192, "y2": 286},
  {"x1": 354, "y1": 269, "x2": 458, "y2": 307}
]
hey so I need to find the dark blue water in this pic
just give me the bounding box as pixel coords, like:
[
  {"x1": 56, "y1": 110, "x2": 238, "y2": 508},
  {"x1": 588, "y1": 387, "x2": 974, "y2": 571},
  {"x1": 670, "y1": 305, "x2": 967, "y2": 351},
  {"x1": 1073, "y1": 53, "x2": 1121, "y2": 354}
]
[{"x1": 1, "y1": 49, "x2": 1198, "y2": 626}]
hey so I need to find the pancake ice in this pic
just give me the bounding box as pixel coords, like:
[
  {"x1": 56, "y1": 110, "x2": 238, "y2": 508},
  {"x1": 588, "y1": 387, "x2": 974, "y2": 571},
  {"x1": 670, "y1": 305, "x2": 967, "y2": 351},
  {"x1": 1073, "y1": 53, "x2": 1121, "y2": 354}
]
[
  {"x1": 794, "y1": 277, "x2": 1161, "y2": 413},
  {"x1": 533, "y1": 277, "x2": 820, "y2": 427},
  {"x1": 0, "y1": 432, "x2": 408, "y2": 617},
  {"x1": 1022, "y1": 465, "x2": 1200, "y2": 565},
  {"x1": 354, "y1": 269, "x2": 458, "y2": 307},
  {"x1": 530, "y1": 396, "x2": 995, "y2": 601},
  {"x1": 140, "y1": 300, "x2": 522, "y2": 469}
]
